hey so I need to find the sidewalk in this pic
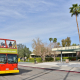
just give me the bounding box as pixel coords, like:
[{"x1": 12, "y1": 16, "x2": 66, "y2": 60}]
[{"x1": 18, "y1": 62, "x2": 80, "y2": 73}]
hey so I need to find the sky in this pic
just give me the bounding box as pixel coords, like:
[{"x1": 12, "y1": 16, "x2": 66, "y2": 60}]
[{"x1": 0, "y1": 0, "x2": 80, "y2": 51}]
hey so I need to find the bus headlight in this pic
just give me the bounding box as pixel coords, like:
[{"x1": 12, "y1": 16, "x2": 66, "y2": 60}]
[{"x1": 6, "y1": 68, "x2": 9, "y2": 70}]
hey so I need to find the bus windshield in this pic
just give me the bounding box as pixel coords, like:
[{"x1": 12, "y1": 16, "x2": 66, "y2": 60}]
[
  {"x1": 7, "y1": 54, "x2": 18, "y2": 64},
  {"x1": 0, "y1": 54, "x2": 7, "y2": 64}
]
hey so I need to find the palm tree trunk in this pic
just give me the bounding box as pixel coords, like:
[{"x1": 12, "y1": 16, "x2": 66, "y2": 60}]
[
  {"x1": 76, "y1": 15, "x2": 80, "y2": 41},
  {"x1": 54, "y1": 51, "x2": 56, "y2": 61},
  {"x1": 54, "y1": 54, "x2": 55, "y2": 61}
]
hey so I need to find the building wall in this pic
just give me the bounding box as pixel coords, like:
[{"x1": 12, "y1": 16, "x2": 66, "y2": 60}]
[
  {"x1": 56, "y1": 52, "x2": 80, "y2": 57},
  {"x1": 30, "y1": 51, "x2": 80, "y2": 58}
]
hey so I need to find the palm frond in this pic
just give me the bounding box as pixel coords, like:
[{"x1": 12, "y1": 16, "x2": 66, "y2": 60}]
[
  {"x1": 70, "y1": 9, "x2": 73, "y2": 13},
  {"x1": 69, "y1": 4, "x2": 80, "y2": 16},
  {"x1": 72, "y1": 4, "x2": 78, "y2": 7},
  {"x1": 71, "y1": 14, "x2": 73, "y2": 17}
]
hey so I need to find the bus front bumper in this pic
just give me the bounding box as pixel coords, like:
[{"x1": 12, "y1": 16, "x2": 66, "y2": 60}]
[{"x1": 0, "y1": 70, "x2": 19, "y2": 74}]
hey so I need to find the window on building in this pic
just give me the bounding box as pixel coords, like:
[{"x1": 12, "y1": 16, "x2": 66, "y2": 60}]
[{"x1": 73, "y1": 53, "x2": 76, "y2": 57}]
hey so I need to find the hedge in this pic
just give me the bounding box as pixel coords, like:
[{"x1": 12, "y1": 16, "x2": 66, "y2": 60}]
[
  {"x1": 55, "y1": 57, "x2": 79, "y2": 61},
  {"x1": 56, "y1": 57, "x2": 61, "y2": 61},
  {"x1": 23, "y1": 57, "x2": 54, "y2": 62},
  {"x1": 45, "y1": 57, "x2": 54, "y2": 61},
  {"x1": 26, "y1": 58, "x2": 42, "y2": 62},
  {"x1": 67, "y1": 57, "x2": 76, "y2": 61},
  {"x1": 20, "y1": 57, "x2": 80, "y2": 62}
]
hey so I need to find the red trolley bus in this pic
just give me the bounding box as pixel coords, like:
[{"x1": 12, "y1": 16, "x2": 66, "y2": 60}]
[{"x1": 0, "y1": 38, "x2": 19, "y2": 74}]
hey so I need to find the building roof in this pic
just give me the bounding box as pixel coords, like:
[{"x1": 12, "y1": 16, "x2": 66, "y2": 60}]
[
  {"x1": 30, "y1": 53, "x2": 35, "y2": 55},
  {"x1": 52, "y1": 46, "x2": 80, "y2": 52}
]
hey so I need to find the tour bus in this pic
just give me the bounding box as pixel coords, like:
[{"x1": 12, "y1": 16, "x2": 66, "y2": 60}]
[{"x1": 0, "y1": 38, "x2": 19, "y2": 74}]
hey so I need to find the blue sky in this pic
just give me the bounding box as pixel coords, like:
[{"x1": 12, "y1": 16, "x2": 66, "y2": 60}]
[{"x1": 0, "y1": 0, "x2": 80, "y2": 51}]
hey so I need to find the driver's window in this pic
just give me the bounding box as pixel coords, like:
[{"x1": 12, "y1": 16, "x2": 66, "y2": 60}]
[{"x1": 0, "y1": 54, "x2": 7, "y2": 64}]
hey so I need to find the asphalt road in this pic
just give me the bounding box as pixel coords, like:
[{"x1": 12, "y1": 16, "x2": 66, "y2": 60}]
[{"x1": 0, "y1": 66, "x2": 80, "y2": 80}]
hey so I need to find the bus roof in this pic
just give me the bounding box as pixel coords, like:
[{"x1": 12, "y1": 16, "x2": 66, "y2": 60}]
[{"x1": 0, "y1": 38, "x2": 16, "y2": 41}]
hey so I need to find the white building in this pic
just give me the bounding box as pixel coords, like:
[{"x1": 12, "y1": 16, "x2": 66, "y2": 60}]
[{"x1": 52, "y1": 45, "x2": 80, "y2": 62}]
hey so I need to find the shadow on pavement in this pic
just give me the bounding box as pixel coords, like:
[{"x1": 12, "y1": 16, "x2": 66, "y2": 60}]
[
  {"x1": 22, "y1": 67, "x2": 61, "y2": 80},
  {"x1": 17, "y1": 68, "x2": 32, "y2": 75},
  {"x1": 63, "y1": 67, "x2": 73, "y2": 80},
  {"x1": 22, "y1": 70, "x2": 53, "y2": 80},
  {"x1": 0, "y1": 68, "x2": 32, "y2": 76}
]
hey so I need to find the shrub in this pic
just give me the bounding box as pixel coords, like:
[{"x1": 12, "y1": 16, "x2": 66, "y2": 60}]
[
  {"x1": 78, "y1": 57, "x2": 80, "y2": 59},
  {"x1": 62, "y1": 57, "x2": 68, "y2": 59},
  {"x1": 26, "y1": 58, "x2": 42, "y2": 62},
  {"x1": 56, "y1": 57, "x2": 61, "y2": 61},
  {"x1": 55, "y1": 57, "x2": 77, "y2": 61},
  {"x1": 36, "y1": 58, "x2": 42, "y2": 62},
  {"x1": 45, "y1": 57, "x2": 54, "y2": 61},
  {"x1": 20, "y1": 59, "x2": 24, "y2": 62},
  {"x1": 67, "y1": 57, "x2": 76, "y2": 61}
]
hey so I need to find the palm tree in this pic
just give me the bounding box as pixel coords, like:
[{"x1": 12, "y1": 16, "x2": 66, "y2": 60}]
[
  {"x1": 57, "y1": 42, "x2": 60, "y2": 47},
  {"x1": 53, "y1": 38, "x2": 57, "y2": 62},
  {"x1": 53, "y1": 38, "x2": 57, "y2": 43},
  {"x1": 49, "y1": 38, "x2": 53, "y2": 43},
  {"x1": 69, "y1": 4, "x2": 80, "y2": 41},
  {"x1": 72, "y1": 43, "x2": 77, "y2": 46}
]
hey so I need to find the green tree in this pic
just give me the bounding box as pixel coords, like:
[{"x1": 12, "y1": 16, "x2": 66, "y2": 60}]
[
  {"x1": 53, "y1": 38, "x2": 57, "y2": 48},
  {"x1": 65, "y1": 37, "x2": 71, "y2": 46},
  {"x1": 53, "y1": 38, "x2": 57, "y2": 43},
  {"x1": 57, "y1": 42, "x2": 60, "y2": 47},
  {"x1": 61, "y1": 39, "x2": 66, "y2": 47},
  {"x1": 17, "y1": 44, "x2": 24, "y2": 57},
  {"x1": 72, "y1": 43, "x2": 77, "y2": 46},
  {"x1": 23, "y1": 46, "x2": 31, "y2": 59},
  {"x1": 17, "y1": 44, "x2": 31, "y2": 61},
  {"x1": 69, "y1": 4, "x2": 80, "y2": 41},
  {"x1": 49, "y1": 38, "x2": 53, "y2": 43},
  {"x1": 53, "y1": 38, "x2": 57, "y2": 61}
]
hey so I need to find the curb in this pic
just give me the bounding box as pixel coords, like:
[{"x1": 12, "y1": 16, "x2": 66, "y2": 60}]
[{"x1": 19, "y1": 65, "x2": 80, "y2": 73}]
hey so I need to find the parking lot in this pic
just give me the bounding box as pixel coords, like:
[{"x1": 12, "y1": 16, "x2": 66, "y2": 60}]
[{"x1": 0, "y1": 66, "x2": 80, "y2": 80}]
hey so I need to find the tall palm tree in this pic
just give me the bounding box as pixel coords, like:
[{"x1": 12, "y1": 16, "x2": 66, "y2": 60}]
[
  {"x1": 69, "y1": 4, "x2": 80, "y2": 41},
  {"x1": 53, "y1": 38, "x2": 57, "y2": 43},
  {"x1": 53, "y1": 38, "x2": 57, "y2": 48},
  {"x1": 53, "y1": 38, "x2": 57, "y2": 62},
  {"x1": 57, "y1": 42, "x2": 60, "y2": 47},
  {"x1": 49, "y1": 38, "x2": 53, "y2": 43}
]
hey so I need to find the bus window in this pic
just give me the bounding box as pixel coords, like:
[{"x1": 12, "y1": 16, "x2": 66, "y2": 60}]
[
  {"x1": 7, "y1": 54, "x2": 18, "y2": 64},
  {"x1": 0, "y1": 40, "x2": 6, "y2": 48},
  {"x1": 9, "y1": 42, "x2": 12, "y2": 47},
  {"x1": 0, "y1": 54, "x2": 7, "y2": 64},
  {"x1": 6, "y1": 41, "x2": 17, "y2": 48},
  {"x1": 12, "y1": 41, "x2": 17, "y2": 48}
]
